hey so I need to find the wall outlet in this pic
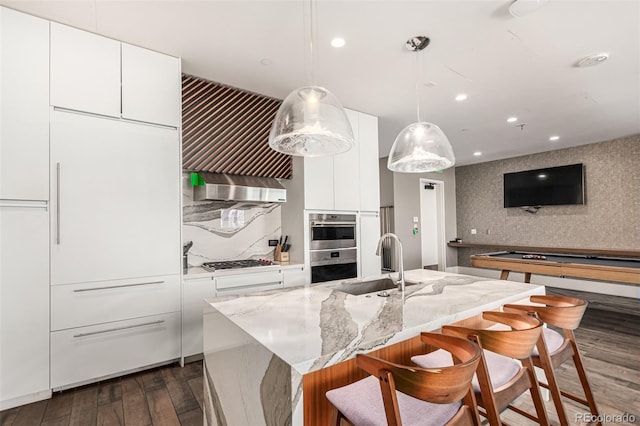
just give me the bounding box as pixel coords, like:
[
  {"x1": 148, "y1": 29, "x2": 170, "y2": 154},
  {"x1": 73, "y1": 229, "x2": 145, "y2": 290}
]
[
  {"x1": 486, "y1": 229, "x2": 491, "y2": 235},
  {"x1": 268, "y1": 239, "x2": 279, "y2": 246},
  {"x1": 471, "y1": 229, "x2": 477, "y2": 235}
]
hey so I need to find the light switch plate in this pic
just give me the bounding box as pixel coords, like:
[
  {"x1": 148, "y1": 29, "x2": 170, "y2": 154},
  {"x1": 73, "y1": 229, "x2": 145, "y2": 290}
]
[
  {"x1": 471, "y1": 229, "x2": 477, "y2": 235},
  {"x1": 413, "y1": 216, "x2": 419, "y2": 223}
]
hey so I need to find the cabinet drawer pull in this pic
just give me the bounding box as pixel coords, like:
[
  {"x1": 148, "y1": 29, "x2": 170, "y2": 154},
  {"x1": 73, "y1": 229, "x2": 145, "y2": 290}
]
[
  {"x1": 73, "y1": 320, "x2": 165, "y2": 338},
  {"x1": 56, "y1": 162, "x2": 61, "y2": 244},
  {"x1": 73, "y1": 280, "x2": 164, "y2": 292}
]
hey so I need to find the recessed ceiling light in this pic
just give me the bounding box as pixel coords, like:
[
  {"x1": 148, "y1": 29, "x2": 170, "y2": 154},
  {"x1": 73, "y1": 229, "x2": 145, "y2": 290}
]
[
  {"x1": 549, "y1": 135, "x2": 560, "y2": 141},
  {"x1": 455, "y1": 93, "x2": 468, "y2": 101},
  {"x1": 507, "y1": 116, "x2": 518, "y2": 123},
  {"x1": 330, "y1": 37, "x2": 346, "y2": 48},
  {"x1": 575, "y1": 53, "x2": 609, "y2": 68},
  {"x1": 473, "y1": 151, "x2": 482, "y2": 156},
  {"x1": 260, "y1": 58, "x2": 272, "y2": 66}
]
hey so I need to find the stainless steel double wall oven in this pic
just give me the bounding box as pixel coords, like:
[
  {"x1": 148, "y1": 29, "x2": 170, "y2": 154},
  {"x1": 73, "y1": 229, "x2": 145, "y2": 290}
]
[{"x1": 309, "y1": 213, "x2": 357, "y2": 283}]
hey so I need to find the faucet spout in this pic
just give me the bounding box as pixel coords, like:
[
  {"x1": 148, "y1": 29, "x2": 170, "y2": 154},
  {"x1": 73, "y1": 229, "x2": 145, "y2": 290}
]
[{"x1": 376, "y1": 233, "x2": 405, "y2": 291}]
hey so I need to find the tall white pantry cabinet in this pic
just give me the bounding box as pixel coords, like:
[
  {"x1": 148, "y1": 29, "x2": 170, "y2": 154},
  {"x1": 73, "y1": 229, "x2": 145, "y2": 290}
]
[
  {"x1": 0, "y1": 7, "x2": 51, "y2": 410},
  {"x1": 0, "y1": 7, "x2": 182, "y2": 408}
]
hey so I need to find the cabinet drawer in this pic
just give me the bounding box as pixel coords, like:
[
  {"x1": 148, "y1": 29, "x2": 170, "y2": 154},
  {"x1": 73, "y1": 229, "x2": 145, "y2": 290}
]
[
  {"x1": 51, "y1": 311, "x2": 180, "y2": 389},
  {"x1": 51, "y1": 275, "x2": 180, "y2": 330},
  {"x1": 215, "y1": 271, "x2": 282, "y2": 290}
]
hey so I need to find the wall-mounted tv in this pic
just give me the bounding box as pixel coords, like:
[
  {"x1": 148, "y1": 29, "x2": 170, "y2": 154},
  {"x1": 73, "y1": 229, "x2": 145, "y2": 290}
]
[{"x1": 504, "y1": 163, "x2": 585, "y2": 208}]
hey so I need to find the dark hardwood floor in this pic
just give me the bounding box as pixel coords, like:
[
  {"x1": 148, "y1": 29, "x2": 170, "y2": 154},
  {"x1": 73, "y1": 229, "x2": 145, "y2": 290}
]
[
  {"x1": 1, "y1": 286, "x2": 638, "y2": 426},
  {"x1": 0, "y1": 361, "x2": 203, "y2": 426}
]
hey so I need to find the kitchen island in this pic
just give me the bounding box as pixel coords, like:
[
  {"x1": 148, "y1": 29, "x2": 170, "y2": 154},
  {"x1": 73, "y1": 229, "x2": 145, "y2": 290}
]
[{"x1": 202, "y1": 269, "x2": 545, "y2": 426}]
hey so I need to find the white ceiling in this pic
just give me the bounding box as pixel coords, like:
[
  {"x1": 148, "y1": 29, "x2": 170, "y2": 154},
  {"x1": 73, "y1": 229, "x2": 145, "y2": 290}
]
[{"x1": 4, "y1": 0, "x2": 639, "y2": 166}]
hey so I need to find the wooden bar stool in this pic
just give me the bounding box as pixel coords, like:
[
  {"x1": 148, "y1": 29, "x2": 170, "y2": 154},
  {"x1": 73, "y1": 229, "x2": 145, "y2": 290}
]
[
  {"x1": 503, "y1": 294, "x2": 600, "y2": 426},
  {"x1": 325, "y1": 332, "x2": 482, "y2": 426},
  {"x1": 412, "y1": 311, "x2": 551, "y2": 426}
]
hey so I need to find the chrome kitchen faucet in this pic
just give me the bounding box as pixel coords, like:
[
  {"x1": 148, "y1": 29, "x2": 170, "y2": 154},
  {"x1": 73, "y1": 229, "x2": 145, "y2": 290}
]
[{"x1": 375, "y1": 233, "x2": 405, "y2": 292}]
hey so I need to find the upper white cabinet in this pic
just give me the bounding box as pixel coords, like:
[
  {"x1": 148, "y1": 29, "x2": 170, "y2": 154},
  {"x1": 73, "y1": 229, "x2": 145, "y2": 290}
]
[
  {"x1": 0, "y1": 8, "x2": 50, "y2": 201},
  {"x1": 121, "y1": 44, "x2": 181, "y2": 127},
  {"x1": 50, "y1": 23, "x2": 121, "y2": 118},
  {"x1": 358, "y1": 113, "x2": 380, "y2": 212},
  {"x1": 304, "y1": 109, "x2": 378, "y2": 212},
  {"x1": 50, "y1": 24, "x2": 181, "y2": 127},
  {"x1": 50, "y1": 111, "x2": 181, "y2": 285},
  {"x1": 333, "y1": 109, "x2": 361, "y2": 211}
]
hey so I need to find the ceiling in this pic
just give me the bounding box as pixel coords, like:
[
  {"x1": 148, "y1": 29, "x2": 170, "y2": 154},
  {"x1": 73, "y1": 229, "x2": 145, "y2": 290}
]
[{"x1": 4, "y1": 0, "x2": 639, "y2": 166}]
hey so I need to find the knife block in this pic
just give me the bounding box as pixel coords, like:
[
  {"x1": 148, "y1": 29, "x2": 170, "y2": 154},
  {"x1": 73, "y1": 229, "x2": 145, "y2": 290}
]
[{"x1": 274, "y1": 244, "x2": 289, "y2": 262}]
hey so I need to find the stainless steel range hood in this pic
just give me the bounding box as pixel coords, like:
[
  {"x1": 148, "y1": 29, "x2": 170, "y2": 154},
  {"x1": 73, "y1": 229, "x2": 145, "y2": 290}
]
[{"x1": 193, "y1": 173, "x2": 286, "y2": 203}]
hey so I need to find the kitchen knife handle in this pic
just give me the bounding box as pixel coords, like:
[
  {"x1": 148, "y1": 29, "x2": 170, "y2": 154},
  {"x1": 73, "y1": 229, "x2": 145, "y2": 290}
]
[{"x1": 56, "y1": 162, "x2": 61, "y2": 245}]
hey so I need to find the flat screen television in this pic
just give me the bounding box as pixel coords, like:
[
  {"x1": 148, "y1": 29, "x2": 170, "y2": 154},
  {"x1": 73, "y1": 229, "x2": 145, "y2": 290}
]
[{"x1": 504, "y1": 163, "x2": 585, "y2": 208}]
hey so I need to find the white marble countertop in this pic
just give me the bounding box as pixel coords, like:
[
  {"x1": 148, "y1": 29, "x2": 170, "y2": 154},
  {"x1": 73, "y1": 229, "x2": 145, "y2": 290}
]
[{"x1": 205, "y1": 269, "x2": 545, "y2": 375}]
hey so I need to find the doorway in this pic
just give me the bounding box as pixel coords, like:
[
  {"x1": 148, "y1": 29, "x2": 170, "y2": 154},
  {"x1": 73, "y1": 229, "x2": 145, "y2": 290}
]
[{"x1": 419, "y1": 179, "x2": 446, "y2": 271}]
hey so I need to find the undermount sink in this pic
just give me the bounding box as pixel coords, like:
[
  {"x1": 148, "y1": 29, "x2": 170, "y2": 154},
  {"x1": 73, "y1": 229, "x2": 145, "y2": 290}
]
[{"x1": 331, "y1": 278, "x2": 398, "y2": 296}]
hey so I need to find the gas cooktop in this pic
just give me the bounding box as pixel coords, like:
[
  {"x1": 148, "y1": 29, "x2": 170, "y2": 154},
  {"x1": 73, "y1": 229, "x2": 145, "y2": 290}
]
[{"x1": 201, "y1": 259, "x2": 274, "y2": 272}]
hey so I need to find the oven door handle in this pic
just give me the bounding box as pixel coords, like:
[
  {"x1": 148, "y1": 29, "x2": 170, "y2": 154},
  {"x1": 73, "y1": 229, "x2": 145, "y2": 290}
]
[{"x1": 310, "y1": 222, "x2": 356, "y2": 227}]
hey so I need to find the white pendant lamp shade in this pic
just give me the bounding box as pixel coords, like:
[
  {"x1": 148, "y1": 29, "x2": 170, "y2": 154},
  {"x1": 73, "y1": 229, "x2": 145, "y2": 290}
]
[
  {"x1": 269, "y1": 85, "x2": 354, "y2": 157},
  {"x1": 387, "y1": 121, "x2": 455, "y2": 173},
  {"x1": 388, "y1": 36, "x2": 455, "y2": 173}
]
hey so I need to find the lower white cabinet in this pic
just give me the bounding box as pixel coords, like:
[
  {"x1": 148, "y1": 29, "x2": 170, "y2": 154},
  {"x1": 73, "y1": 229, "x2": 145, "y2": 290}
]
[
  {"x1": 51, "y1": 311, "x2": 180, "y2": 389},
  {"x1": 215, "y1": 270, "x2": 283, "y2": 295},
  {"x1": 51, "y1": 275, "x2": 180, "y2": 330},
  {"x1": 0, "y1": 201, "x2": 50, "y2": 409},
  {"x1": 182, "y1": 277, "x2": 216, "y2": 358},
  {"x1": 283, "y1": 266, "x2": 305, "y2": 288},
  {"x1": 360, "y1": 212, "x2": 382, "y2": 278}
]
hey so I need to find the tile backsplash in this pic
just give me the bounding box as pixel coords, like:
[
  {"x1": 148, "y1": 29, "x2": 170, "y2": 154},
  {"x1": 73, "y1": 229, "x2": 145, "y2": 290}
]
[{"x1": 182, "y1": 174, "x2": 281, "y2": 266}]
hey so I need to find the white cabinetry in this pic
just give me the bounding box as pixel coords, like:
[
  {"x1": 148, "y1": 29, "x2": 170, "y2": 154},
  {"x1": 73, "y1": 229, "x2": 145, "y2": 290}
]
[
  {"x1": 50, "y1": 24, "x2": 181, "y2": 127},
  {"x1": 0, "y1": 202, "x2": 50, "y2": 408},
  {"x1": 358, "y1": 113, "x2": 380, "y2": 212},
  {"x1": 182, "y1": 277, "x2": 216, "y2": 358},
  {"x1": 50, "y1": 111, "x2": 180, "y2": 285},
  {"x1": 0, "y1": 7, "x2": 51, "y2": 410},
  {"x1": 51, "y1": 312, "x2": 180, "y2": 389},
  {"x1": 359, "y1": 212, "x2": 382, "y2": 278},
  {"x1": 283, "y1": 266, "x2": 306, "y2": 288},
  {"x1": 0, "y1": 7, "x2": 49, "y2": 201},
  {"x1": 303, "y1": 109, "x2": 378, "y2": 212},
  {"x1": 50, "y1": 23, "x2": 121, "y2": 117},
  {"x1": 121, "y1": 44, "x2": 181, "y2": 127},
  {"x1": 49, "y1": 110, "x2": 181, "y2": 389},
  {"x1": 215, "y1": 270, "x2": 283, "y2": 295}
]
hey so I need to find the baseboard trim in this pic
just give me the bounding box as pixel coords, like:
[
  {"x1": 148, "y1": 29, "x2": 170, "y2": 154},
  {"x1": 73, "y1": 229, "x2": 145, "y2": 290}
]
[{"x1": 0, "y1": 389, "x2": 52, "y2": 411}]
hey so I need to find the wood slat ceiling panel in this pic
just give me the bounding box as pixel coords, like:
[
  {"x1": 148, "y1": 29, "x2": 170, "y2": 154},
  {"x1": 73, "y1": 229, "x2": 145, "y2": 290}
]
[{"x1": 181, "y1": 74, "x2": 291, "y2": 179}]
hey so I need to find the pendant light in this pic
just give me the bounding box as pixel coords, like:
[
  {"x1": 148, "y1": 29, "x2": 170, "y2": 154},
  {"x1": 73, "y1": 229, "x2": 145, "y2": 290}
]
[
  {"x1": 387, "y1": 36, "x2": 455, "y2": 173},
  {"x1": 268, "y1": 0, "x2": 354, "y2": 157}
]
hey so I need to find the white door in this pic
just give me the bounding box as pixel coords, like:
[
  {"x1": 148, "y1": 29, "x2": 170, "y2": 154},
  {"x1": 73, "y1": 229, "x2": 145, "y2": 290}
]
[
  {"x1": 358, "y1": 112, "x2": 380, "y2": 212},
  {"x1": 420, "y1": 179, "x2": 445, "y2": 271},
  {"x1": 50, "y1": 111, "x2": 181, "y2": 285},
  {"x1": 50, "y1": 23, "x2": 121, "y2": 117},
  {"x1": 0, "y1": 201, "x2": 50, "y2": 406},
  {"x1": 121, "y1": 43, "x2": 181, "y2": 127},
  {"x1": 333, "y1": 109, "x2": 360, "y2": 211},
  {"x1": 359, "y1": 212, "x2": 381, "y2": 277},
  {"x1": 0, "y1": 8, "x2": 50, "y2": 201}
]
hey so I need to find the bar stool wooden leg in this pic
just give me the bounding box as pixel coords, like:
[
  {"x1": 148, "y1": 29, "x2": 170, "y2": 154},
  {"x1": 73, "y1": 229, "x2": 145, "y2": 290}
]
[
  {"x1": 535, "y1": 332, "x2": 570, "y2": 426},
  {"x1": 567, "y1": 330, "x2": 601, "y2": 425}
]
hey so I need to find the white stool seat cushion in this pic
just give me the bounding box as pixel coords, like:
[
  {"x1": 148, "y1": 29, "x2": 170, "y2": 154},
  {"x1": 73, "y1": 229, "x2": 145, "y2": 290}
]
[
  {"x1": 412, "y1": 349, "x2": 521, "y2": 392},
  {"x1": 325, "y1": 375, "x2": 462, "y2": 426},
  {"x1": 532, "y1": 327, "x2": 565, "y2": 356}
]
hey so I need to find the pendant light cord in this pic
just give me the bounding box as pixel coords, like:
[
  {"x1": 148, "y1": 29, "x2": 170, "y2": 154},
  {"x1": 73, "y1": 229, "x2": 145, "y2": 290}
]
[
  {"x1": 415, "y1": 50, "x2": 421, "y2": 123},
  {"x1": 308, "y1": 0, "x2": 317, "y2": 86}
]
